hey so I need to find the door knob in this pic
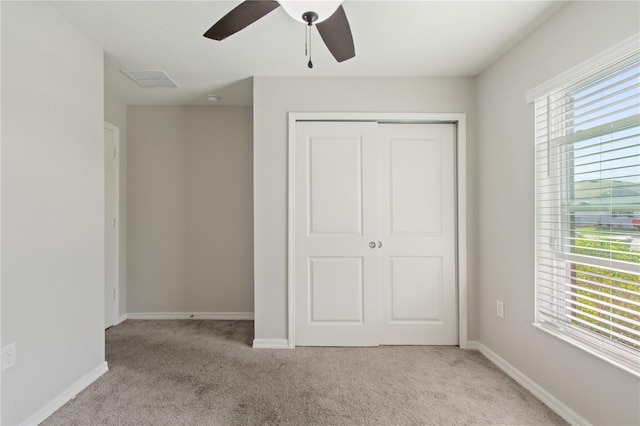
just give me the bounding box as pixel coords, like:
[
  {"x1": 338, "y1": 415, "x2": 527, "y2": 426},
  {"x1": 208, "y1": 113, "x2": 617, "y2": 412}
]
[
  {"x1": 369, "y1": 241, "x2": 376, "y2": 249},
  {"x1": 378, "y1": 241, "x2": 382, "y2": 248}
]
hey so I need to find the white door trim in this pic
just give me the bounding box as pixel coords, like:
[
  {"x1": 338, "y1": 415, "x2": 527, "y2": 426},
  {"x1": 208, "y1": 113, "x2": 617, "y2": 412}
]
[
  {"x1": 287, "y1": 112, "x2": 468, "y2": 349},
  {"x1": 104, "y1": 121, "x2": 120, "y2": 328}
]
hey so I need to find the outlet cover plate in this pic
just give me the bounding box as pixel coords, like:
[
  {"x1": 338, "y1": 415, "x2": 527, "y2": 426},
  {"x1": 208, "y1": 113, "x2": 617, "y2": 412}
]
[
  {"x1": 497, "y1": 300, "x2": 505, "y2": 319},
  {"x1": 2, "y1": 342, "x2": 16, "y2": 371}
]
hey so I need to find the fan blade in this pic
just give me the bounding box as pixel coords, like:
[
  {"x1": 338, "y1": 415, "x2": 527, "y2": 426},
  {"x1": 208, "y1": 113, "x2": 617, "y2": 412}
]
[
  {"x1": 316, "y1": 6, "x2": 355, "y2": 62},
  {"x1": 204, "y1": 0, "x2": 280, "y2": 41}
]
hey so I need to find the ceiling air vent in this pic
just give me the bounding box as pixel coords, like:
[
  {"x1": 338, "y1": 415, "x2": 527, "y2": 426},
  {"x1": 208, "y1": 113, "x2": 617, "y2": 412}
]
[{"x1": 120, "y1": 70, "x2": 180, "y2": 88}]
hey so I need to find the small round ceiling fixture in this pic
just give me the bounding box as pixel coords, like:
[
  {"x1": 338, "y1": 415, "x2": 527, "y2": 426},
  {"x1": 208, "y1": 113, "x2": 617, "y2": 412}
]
[{"x1": 207, "y1": 95, "x2": 220, "y2": 103}]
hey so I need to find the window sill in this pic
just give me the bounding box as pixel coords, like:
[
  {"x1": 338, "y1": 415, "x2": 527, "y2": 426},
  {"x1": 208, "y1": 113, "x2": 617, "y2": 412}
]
[{"x1": 532, "y1": 322, "x2": 640, "y2": 379}]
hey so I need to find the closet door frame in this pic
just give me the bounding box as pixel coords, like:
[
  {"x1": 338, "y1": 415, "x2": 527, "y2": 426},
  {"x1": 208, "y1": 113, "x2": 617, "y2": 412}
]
[{"x1": 287, "y1": 112, "x2": 468, "y2": 349}]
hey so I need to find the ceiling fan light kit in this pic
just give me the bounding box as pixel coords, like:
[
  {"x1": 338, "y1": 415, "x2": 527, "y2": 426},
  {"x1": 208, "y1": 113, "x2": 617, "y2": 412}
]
[
  {"x1": 279, "y1": 1, "x2": 343, "y2": 24},
  {"x1": 203, "y1": 0, "x2": 355, "y2": 66}
]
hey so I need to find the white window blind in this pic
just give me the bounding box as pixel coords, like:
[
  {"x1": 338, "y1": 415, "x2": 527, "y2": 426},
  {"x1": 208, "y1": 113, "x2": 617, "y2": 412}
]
[{"x1": 534, "y1": 50, "x2": 640, "y2": 373}]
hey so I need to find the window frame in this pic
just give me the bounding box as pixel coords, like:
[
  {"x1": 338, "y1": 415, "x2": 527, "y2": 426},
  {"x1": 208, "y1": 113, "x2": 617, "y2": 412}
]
[{"x1": 529, "y1": 35, "x2": 640, "y2": 377}]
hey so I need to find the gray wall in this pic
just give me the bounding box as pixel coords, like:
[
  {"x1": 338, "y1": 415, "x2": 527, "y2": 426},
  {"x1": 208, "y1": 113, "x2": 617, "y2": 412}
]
[
  {"x1": 476, "y1": 1, "x2": 640, "y2": 424},
  {"x1": 105, "y1": 91, "x2": 128, "y2": 317},
  {"x1": 253, "y1": 77, "x2": 477, "y2": 341},
  {"x1": 1, "y1": 2, "x2": 105, "y2": 424},
  {"x1": 127, "y1": 106, "x2": 254, "y2": 314}
]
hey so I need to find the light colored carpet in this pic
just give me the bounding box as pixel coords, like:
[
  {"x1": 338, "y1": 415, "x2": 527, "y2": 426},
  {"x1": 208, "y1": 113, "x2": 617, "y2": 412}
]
[{"x1": 43, "y1": 320, "x2": 566, "y2": 425}]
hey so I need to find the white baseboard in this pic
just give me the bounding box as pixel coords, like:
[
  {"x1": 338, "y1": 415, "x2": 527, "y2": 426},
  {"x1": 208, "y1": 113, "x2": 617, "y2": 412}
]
[
  {"x1": 467, "y1": 341, "x2": 591, "y2": 426},
  {"x1": 21, "y1": 361, "x2": 108, "y2": 426},
  {"x1": 252, "y1": 338, "x2": 291, "y2": 349},
  {"x1": 466, "y1": 340, "x2": 481, "y2": 350},
  {"x1": 126, "y1": 312, "x2": 254, "y2": 320},
  {"x1": 116, "y1": 314, "x2": 128, "y2": 325}
]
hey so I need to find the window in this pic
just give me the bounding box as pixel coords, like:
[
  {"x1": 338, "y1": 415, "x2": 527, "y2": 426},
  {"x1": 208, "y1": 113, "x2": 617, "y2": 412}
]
[{"x1": 532, "y1": 42, "x2": 640, "y2": 375}]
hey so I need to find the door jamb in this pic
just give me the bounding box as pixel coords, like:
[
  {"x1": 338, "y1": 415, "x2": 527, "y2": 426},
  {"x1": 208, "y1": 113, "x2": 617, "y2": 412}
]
[
  {"x1": 287, "y1": 112, "x2": 468, "y2": 349},
  {"x1": 104, "y1": 121, "x2": 120, "y2": 328}
]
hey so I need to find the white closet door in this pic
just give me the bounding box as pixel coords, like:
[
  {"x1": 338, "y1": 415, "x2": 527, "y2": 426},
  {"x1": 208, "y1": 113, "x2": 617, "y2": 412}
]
[
  {"x1": 294, "y1": 121, "x2": 380, "y2": 346},
  {"x1": 293, "y1": 121, "x2": 457, "y2": 346},
  {"x1": 377, "y1": 124, "x2": 457, "y2": 344}
]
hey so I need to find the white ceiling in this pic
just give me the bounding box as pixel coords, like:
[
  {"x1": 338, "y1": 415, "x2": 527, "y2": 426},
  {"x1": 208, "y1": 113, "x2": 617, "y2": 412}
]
[{"x1": 51, "y1": 0, "x2": 566, "y2": 106}]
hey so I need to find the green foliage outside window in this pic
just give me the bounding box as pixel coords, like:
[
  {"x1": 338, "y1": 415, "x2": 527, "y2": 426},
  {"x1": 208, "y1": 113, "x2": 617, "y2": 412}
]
[{"x1": 574, "y1": 238, "x2": 640, "y2": 350}]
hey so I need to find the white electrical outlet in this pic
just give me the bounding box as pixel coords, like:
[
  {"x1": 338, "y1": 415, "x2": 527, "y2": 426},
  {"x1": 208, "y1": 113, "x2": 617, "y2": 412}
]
[
  {"x1": 2, "y1": 342, "x2": 17, "y2": 371},
  {"x1": 496, "y1": 300, "x2": 505, "y2": 319}
]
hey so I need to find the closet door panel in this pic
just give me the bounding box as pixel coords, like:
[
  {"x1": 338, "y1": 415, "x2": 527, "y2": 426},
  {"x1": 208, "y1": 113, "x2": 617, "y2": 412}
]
[
  {"x1": 389, "y1": 138, "x2": 442, "y2": 235},
  {"x1": 389, "y1": 256, "x2": 442, "y2": 322},
  {"x1": 378, "y1": 124, "x2": 457, "y2": 345},
  {"x1": 294, "y1": 121, "x2": 379, "y2": 346},
  {"x1": 308, "y1": 136, "x2": 363, "y2": 235}
]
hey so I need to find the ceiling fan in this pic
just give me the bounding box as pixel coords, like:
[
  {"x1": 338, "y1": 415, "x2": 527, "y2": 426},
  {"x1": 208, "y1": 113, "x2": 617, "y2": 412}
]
[{"x1": 203, "y1": 0, "x2": 355, "y2": 66}]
